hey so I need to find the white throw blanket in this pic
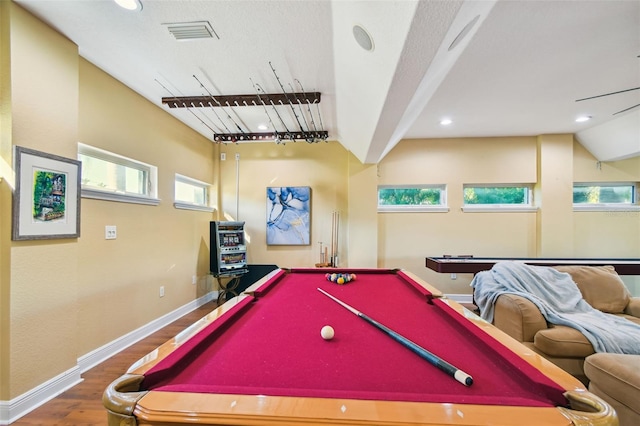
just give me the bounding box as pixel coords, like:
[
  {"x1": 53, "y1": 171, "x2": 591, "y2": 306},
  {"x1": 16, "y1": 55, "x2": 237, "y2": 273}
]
[{"x1": 471, "y1": 261, "x2": 640, "y2": 354}]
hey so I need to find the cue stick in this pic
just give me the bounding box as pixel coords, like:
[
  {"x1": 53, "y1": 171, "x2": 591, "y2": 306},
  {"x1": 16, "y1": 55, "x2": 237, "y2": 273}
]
[
  {"x1": 329, "y1": 213, "x2": 335, "y2": 266},
  {"x1": 333, "y1": 211, "x2": 340, "y2": 267},
  {"x1": 317, "y1": 288, "x2": 473, "y2": 386}
]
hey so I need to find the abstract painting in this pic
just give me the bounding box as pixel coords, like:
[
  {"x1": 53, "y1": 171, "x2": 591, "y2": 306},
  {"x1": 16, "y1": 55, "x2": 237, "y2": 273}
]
[{"x1": 266, "y1": 186, "x2": 310, "y2": 245}]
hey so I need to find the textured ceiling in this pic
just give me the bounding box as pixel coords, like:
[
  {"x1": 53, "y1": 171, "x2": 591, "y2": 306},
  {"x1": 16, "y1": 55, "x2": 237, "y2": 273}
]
[{"x1": 13, "y1": 0, "x2": 640, "y2": 163}]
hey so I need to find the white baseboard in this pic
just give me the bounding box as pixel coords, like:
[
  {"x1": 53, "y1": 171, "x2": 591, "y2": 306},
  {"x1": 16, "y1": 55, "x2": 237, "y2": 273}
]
[
  {"x1": 78, "y1": 290, "x2": 218, "y2": 373},
  {"x1": 0, "y1": 366, "x2": 82, "y2": 425},
  {"x1": 0, "y1": 290, "x2": 218, "y2": 425}
]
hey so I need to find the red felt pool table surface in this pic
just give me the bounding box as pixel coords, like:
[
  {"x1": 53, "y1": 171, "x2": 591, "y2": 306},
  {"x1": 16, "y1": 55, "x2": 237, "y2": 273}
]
[{"x1": 104, "y1": 268, "x2": 616, "y2": 426}]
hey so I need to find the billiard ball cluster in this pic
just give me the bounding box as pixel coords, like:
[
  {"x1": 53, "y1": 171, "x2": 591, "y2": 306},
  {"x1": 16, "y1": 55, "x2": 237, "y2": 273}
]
[{"x1": 325, "y1": 272, "x2": 357, "y2": 285}]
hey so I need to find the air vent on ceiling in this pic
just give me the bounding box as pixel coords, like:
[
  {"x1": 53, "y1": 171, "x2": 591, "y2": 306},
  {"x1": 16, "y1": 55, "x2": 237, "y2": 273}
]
[{"x1": 164, "y1": 21, "x2": 219, "y2": 41}]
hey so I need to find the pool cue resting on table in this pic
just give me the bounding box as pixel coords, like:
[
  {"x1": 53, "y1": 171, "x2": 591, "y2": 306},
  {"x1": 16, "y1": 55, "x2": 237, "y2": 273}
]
[{"x1": 317, "y1": 287, "x2": 474, "y2": 386}]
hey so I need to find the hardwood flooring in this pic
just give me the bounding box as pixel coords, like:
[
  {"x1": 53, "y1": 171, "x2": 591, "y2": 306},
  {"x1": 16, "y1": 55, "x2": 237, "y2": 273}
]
[{"x1": 12, "y1": 300, "x2": 219, "y2": 426}]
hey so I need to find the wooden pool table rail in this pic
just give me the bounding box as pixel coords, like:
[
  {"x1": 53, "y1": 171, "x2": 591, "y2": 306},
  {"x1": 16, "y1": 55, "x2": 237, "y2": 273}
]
[{"x1": 104, "y1": 377, "x2": 615, "y2": 426}]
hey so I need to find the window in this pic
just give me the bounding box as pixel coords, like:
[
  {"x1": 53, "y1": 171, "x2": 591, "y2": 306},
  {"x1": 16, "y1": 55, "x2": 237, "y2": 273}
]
[
  {"x1": 573, "y1": 183, "x2": 639, "y2": 211},
  {"x1": 463, "y1": 184, "x2": 535, "y2": 212},
  {"x1": 78, "y1": 143, "x2": 159, "y2": 205},
  {"x1": 174, "y1": 174, "x2": 214, "y2": 212},
  {"x1": 378, "y1": 185, "x2": 448, "y2": 212}
]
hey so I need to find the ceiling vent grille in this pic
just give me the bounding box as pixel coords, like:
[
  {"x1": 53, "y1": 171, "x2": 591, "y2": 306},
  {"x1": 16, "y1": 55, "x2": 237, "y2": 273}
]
[{"x1": 164, "y1": 21, "x2": 219, "y2": 41}]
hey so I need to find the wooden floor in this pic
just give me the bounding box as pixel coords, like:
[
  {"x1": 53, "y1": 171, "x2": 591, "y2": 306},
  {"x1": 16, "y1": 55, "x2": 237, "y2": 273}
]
[{"x1": 12, "y1": 299, "x2": 220, "y2": 426}]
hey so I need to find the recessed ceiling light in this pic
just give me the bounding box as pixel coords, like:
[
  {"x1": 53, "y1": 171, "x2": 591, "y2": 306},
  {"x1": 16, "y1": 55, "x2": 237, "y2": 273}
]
[
  {"x1": 114, "y1": 0, "x2": 142, "y2": 11},
  {"x1": 257, "y1": 124, "x2": 268, "y2": 130},
  {"x1": 575, "y1": 116, "x2": 592, "y2": 123},
  {"x1": 440, "y1": 118, "x2": 453, "y2": 126}
]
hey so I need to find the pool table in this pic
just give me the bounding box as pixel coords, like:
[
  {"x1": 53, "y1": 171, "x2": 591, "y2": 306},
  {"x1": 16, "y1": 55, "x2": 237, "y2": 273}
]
[{"x1": 103, "y1": 268, "x2": 616, "y2": 426}]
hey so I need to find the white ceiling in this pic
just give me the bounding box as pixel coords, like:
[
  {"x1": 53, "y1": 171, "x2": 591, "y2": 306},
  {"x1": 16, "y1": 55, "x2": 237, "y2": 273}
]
[{"x1": 14, "y1": 0, "x2": 640, "y2": 164}]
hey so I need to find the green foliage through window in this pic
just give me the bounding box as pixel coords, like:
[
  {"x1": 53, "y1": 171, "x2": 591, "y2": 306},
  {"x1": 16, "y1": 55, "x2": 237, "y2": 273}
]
[
  {"x1": 464, "y1": 186, "x2": 529, "y2": 205},
  {"x1": 573, "y1": 184, "x2": 634, "y2": 204},
  {"x1": 378, "y1": 187, "x2": 444, "y2": 206}
]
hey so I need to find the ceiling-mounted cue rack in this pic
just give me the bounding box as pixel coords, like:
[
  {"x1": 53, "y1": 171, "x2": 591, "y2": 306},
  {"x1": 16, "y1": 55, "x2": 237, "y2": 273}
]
[
  {"x1": 162, "y1": 91, "x2": 329, "y2": 143},
  {"x1": 161, "y1": 63, "x2": 328, "y2": 144}
]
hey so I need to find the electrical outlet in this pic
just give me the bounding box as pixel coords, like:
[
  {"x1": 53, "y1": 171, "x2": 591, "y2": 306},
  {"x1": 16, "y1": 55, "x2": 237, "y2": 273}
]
[
  {"x1": 192, "y1": 275, "x2": 197, "y2": 285},
  {"x1": 450, "y1": 273, "x2": 457, "y2": 280},
  {"x1": 159, "y1": 286, "x2": 165, "y2": 297},
  {"x1": 105, "y1": 225, "x2": 117, "y2": 240},
  {"x1": 221, "y1": 153, "x2": 226, "y2": 161},
  {"x1": 235, "y1": 153, "x2": 240, "y2": 160}
]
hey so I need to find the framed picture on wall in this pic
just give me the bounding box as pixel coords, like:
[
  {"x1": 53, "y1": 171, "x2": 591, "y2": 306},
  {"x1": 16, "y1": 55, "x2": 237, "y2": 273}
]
[
  {"x1": 12, "y1": 146, "x2": 82, "y2": 240},
  {"x1": 266, "y1": 186, "x2": 311, "y2": 245}
]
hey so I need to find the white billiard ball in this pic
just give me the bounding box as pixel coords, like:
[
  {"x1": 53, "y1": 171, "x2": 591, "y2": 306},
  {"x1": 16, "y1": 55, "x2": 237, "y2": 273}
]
[{"x1": 321, "y1": 325, "x2": 335, "y2": 340}]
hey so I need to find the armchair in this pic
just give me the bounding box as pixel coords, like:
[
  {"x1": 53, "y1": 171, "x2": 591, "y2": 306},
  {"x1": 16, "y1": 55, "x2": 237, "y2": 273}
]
[{"x1": 486, "y1": 265, "x2": 640, "y2": 384}]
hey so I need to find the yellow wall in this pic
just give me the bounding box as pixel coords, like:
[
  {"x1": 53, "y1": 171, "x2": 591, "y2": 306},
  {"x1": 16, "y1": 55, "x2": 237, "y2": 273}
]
[
  {"x1": 216, "y1": 142, "x2": 350, "y2": 269},
  {"x1": 377, "y1": 137, "x2": 538, "y2": 293},
  {"x1": 536, "y1": 134, "x2": 574, "y2": 256},
  {"x1": 208, "y1": 132, "x2": 640, "y2": 298},
  {"x1": 9, "y1": 2, "x2": 80, "y2": 396},
  {"x1": 573, "y1": 140, "x2": 640, "y2": 258},
  {"x1": 376, "y1": 136, "x2": 640, "y2": 294},
  {"x1": 347, "y1": 156, "x2": 378, "y2": 268},
  {"x1": 0, "y1": 0, "x2": 12, "y2": 402},
  {"x1": 572, "y1": 141, "x2": 640, "y2": 293},
  {"x1": 75, "y1": 59, "x2": 216, "y2": 356},
  {"x1": 4, "y1": 3, "x2": 215, "y2": 399}
]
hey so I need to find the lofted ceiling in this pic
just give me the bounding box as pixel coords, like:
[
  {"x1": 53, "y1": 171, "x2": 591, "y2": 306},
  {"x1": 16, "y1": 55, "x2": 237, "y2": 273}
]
[{"x1": 13, "y1": 0, "x2": 640, "y2": 164}]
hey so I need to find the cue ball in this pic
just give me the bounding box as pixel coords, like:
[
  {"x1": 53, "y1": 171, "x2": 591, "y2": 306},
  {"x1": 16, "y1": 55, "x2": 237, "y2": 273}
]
[{"x1": 321, "y1": 325, "x2": 335, "y2": 340}]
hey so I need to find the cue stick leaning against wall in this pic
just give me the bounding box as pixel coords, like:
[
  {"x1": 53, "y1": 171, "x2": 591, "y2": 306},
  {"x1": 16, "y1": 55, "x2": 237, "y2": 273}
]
[{"x1": 317, "y1": 288, "x2": 474, "y2": 386}]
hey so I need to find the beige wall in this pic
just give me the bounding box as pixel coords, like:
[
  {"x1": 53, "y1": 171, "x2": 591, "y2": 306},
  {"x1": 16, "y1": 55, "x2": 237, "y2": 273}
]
[
  {"x1": 376, "y1": 136, "x2": 640, "y2": 294},
  {"x1": 572, "y1": 141, "x2": 640, "y2": 293},
  {"x1": 0, "y1": 0, "x2": 11, "y2": 402},
  {"x1": 215, "y1": 142, "x2": 350, "y2": 269},
  {"x1": 573, "y1": 140, "x2": 640, "y2": 258},
  {"x1": 347, "y1": 156, "x2": 378, "y2": 268},
  {"x1": 4, "y1": 2, "x2": 215, "y2": 400},
  {"x1": 536, "y1": 134, "x2": 574, "y2": 256},
  {"x1": 9, "y1": 2, "x2": 80, "y2": 396},
  {"x1": 76, "y1": 59, "x2": 216, "y2": 356},
  {"x1": 377, "y1": 137, "x2": 538, "y2": 293}
]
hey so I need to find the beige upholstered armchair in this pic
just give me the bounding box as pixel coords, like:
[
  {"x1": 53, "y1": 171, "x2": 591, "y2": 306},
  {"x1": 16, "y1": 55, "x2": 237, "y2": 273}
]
[{"x1": 487, "y1": 265, "x2": 640, "y2": 384}]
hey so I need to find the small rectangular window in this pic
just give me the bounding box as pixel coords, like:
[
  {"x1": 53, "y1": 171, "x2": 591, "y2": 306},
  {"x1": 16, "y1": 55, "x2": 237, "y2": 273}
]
[
  {"x1": 464, "y1": 185, "x2": 531, "y2": 205},
  {"x1": 573, "y1": 183, "x2": 639, "y2": 212},
  {"x1": 573, "y1": 183, "x2": 635, "y2": 204},
  {"x1": 174, "y1": 174, "x2": 213, "y2": 212},
  {"x1": 78, "y1": 143, "x2": 159, "y2": 205},
  {"x1": 378, "y1": 185, "x2": 448, "y2": 212},
  {"x1": 463, "y1": 184, "x2": 535, "y2": 212}
]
